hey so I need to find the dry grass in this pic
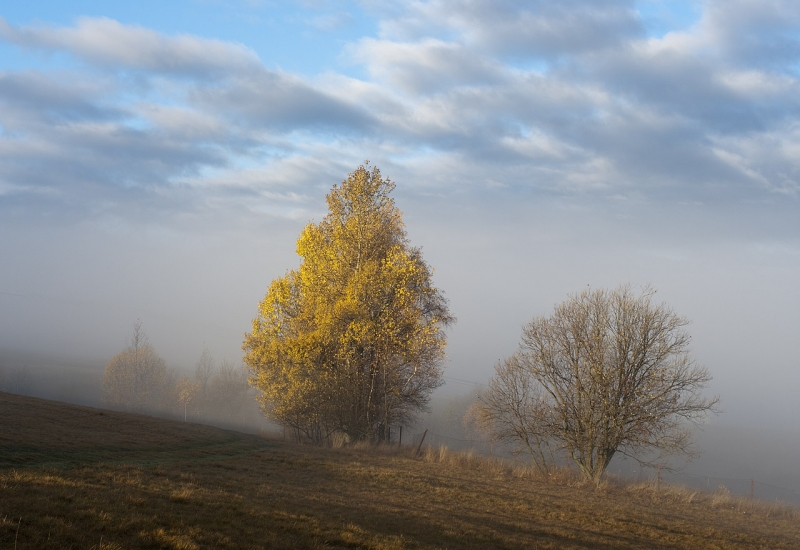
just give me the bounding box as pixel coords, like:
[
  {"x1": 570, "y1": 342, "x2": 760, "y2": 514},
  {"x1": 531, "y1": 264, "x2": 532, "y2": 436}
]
[
  {"x1": 2, "y1": 391, "x2": 799, "y2": 549},
  {"x1": 620, "y1": 479, "x2": 800, "y2": 521}
]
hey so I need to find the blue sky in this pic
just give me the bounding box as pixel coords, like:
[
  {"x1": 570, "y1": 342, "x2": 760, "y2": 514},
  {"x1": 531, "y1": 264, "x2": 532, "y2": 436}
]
[{"x1": 1, "y1": 0, "x2": 799, "y2": 441}]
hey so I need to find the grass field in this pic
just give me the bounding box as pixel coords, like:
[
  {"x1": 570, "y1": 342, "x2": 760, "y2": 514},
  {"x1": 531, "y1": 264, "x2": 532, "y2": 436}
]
[{"x1": 2, "y1": 391, "x2": 799, "y2": 549}]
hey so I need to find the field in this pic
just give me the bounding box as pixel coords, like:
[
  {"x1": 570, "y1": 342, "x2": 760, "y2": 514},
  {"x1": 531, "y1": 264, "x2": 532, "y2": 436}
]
[{"x1": 2, "y1": 391, "x2": 799, "y2": 549}]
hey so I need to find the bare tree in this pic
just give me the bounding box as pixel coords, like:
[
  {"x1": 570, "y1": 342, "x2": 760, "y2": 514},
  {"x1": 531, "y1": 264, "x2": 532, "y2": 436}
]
[
  {"x1": 102, "y1": 321, "x2": 167, "y2": 413},
  {"x1": 195, "y1": 347, "x2": 214, "y2": 396},
  {"x1": 477, "y1": 286, "x2": 719, "y2": 483}
]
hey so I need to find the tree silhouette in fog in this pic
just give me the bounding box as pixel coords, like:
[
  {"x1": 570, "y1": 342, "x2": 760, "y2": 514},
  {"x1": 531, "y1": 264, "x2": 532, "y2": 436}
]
[{"x1": 102, "y1": 320, "x2": 167, "y2": 413}]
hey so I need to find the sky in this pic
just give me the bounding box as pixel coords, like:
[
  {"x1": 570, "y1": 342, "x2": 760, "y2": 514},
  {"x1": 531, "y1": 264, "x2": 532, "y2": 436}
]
[{"x1": 0, "y1": 0, "x2": 799, "y2": 446}]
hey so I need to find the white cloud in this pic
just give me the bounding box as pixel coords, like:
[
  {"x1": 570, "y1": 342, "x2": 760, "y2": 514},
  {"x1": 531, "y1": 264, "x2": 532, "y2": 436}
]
[
  {"x1": 348, "y1": 37, "x2": 505, "y2": 93},
  {"x1": 712, "y1": 126, "x2": 800, "y2": 195},
  {"x1": 715, "y1": 69, "x2": 798, "y2": 100},
  {"x1": 0, "y1": 16, "x2": 261, "y2": 75},
  {"x1": 189, "y1": 69, "x2": 375, "y2": 131},
  {"x1": 377, "y1": 0, "x2": 643, "y2": 57},
  {"x1": 137, "y1": 104, "x2": 227, "y2": 140}
]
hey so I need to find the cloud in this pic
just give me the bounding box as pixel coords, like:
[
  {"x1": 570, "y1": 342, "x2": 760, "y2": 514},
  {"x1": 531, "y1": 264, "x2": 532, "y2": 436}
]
[
  {"x1": 355, "y1": 0, "x2": 800, "y2": 198},
  {"x1": 0, "y1": 16, "x2": 261, "y2": 76},
  {"x1": 711, "y1": 125, "x2": 800, "y2": 195},
  {"x1": 702, "y1": 0, "x2": 800, "y2": 68},
  {"x1": 0, "y1": 71, "x2": 122, "y2": 129},
  {"x1": 0, "y1": 18, "x2": 382, "y2": 221},
  {"x1": 348, "y1": 38, "x2": 505, "y2": 94},
  {"x1": 377, "y1": 0, "x2": 644, "y2": 58},
  {"x1": 190, "y1": 70, "x2": 376, "y2": 132},
  {"x1": 1, "y1": 0, "x2": 799, "y2": 229}
]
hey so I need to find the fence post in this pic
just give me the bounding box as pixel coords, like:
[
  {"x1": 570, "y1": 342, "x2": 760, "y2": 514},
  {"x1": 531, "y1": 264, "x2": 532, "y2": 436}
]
[
  {"x1": 415, "y1": 429, "x2": 428, "y2": 456},
  {"x1": 657, "y1": 464, "x2": 662, "y2": 489}
]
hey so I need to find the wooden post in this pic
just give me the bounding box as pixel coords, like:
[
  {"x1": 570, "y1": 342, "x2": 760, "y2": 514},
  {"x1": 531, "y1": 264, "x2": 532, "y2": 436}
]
[
  {"x1": 657, "y1": 464, "x2": 662, "y2": 489},
  {"x1": 415, "y1": 429, "x2": 428, "y2": 456}
]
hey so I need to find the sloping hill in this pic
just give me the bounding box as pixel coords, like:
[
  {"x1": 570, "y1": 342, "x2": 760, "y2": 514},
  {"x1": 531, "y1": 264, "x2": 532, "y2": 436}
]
[{"x1": 1, "y1": 391, "x2": 798, "y2": 549}]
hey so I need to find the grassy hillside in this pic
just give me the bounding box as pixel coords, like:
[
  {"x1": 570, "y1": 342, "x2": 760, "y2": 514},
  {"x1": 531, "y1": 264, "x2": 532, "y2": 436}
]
[{"x1": 1, "y1": 391, "x2": 798, "y2": 549}]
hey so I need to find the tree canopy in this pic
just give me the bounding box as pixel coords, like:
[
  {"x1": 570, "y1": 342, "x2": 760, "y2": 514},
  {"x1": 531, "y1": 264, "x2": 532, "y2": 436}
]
[
  {"x1": 475, "y1": 286, "x2": 718, "y2": 483},
  {"x1": 243, "y1": 164, "x2": 453, "y2": 443}
]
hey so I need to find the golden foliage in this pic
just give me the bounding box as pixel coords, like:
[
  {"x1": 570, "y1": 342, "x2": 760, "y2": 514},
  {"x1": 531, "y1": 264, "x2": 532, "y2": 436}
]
[{"x1": 243, "y1": 164, "x2": 453, "y2": 443}]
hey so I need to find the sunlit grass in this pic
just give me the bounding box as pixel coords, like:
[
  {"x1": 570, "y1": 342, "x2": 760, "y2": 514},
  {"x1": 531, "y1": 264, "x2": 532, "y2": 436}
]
[{"x1": 2, "y1": 391, "x2": 799, "y2": 549}]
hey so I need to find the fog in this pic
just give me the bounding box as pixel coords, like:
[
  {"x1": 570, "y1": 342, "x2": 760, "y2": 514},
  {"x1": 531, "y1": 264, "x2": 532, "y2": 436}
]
[
  {"x1": 2, "y1": 194, "x2": 799, "y2": 504},
  {"x1": 413, "y1": 391, "x2": 800, "y2": 505}
]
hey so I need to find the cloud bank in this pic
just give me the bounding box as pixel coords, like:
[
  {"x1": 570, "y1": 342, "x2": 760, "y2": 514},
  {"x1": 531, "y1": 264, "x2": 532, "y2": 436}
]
[{"x1": 0, "y1": 0, "x2": 797, "y2": 226}]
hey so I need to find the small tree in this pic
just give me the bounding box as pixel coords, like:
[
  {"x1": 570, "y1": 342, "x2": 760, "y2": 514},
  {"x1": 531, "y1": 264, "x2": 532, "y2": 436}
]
[
  {"x1": 176, "y1": 376, "x2": 200, "y2": 422},
  {"x1": 477, "y1": 286, "x2": 718, "y2": 483},
  {"x1": 102, "y1": 321, "x2": 167, "y2": 413}
]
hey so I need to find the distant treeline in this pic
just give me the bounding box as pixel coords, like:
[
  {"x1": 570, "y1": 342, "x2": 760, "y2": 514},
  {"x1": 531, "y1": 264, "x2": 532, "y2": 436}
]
[{"x1": 0, "y1": 326, "x2": 272, "y2": 434}]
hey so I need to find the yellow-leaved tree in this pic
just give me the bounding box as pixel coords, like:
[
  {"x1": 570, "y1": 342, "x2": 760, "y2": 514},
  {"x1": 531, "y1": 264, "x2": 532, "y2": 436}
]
[{"x1": 243, "y1": 164, "x2": 453, "y2": 444}]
